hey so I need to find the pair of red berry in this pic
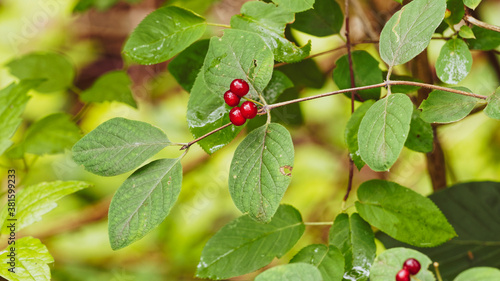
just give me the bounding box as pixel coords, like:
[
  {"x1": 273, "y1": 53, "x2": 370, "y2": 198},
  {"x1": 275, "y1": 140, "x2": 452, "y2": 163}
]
[
  {"x1": 396, "y1": 258, "x2": 421, "y2": 281},
  {"x1": 224, "y1": 79, "x2": 258, "y2": 126}
]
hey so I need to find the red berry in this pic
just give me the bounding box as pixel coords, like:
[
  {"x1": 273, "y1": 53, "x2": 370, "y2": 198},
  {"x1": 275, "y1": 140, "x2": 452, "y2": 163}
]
[
  {"x1": 403, "y1": 258, "x2": 421, "y2": 275},
  {"x1": 396, "y1": 269, "x2": 410, "y2": 281},
  {"x1": 229, "y1": 107, "x2": 246, "y2": 126},
  {"x1": 224, "y1": 90, "x2": 240, "y2": 107},
  {"x1": 240, "y1": 101, "x2": 258, "y2": 119},
  {"x1": 230, "y1": 79, "x2": 249, "y2": 97}
]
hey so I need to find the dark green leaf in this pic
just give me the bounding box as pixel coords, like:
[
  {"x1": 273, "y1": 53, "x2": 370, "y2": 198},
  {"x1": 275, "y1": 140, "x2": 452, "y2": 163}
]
[
  {"x1": 21, "y1": 113, "x2": 81, "y2": 155},
  {"x1": 0, "y1": 237, "x2": 54, "y2": 281},
  {"x1": 168, "y1": 39, "x2": 209, "y2": 92},
  {"x1": 455, "y1": 267, "x2": 500, "y2": 281},
  {"x1": 229, "y1": 123, "x2": 294, "y2": 222},
  {"x1": 255, "y1": 263, "x2": 322, "y2": 281},
  {"x1": 291, "y1": 0, "x2": 343, "y2": 37},
  {"x1": 345, "y1": 100, "x2": 375, "y2": 170},
  {"x1": 73, "y1": 0, "x2": 119, "y2": 12},
  {"x1": 379, "y1": 0, "x2": 446, "y2": 66},
  {"x1": 404, "y1": 108, "x2": 433, "y2": 153},
  {"x1": 333, "y1": 50, "x2": 383, "y2": 101},
  {"x1": 329, "y1": 213, "x2": 376, "y2": 281},
  {"x1": 0, "y1": 80, "x2": 43, "y2": 156},
  {"x1": 436, "y1": 38, "x2": 472, "y2": 84},
  {"x1": 419, "y1": 87, "x2": 477, "y2": 123},
  {"x1": 80, "y1": 70, "x2": 136, "y2": 108},
  {"x1": 377, "y1": 181, "x2": 500, "y2": 280},
  {"x1": 485, "y1": 87, "x2": 500, "y2": 120},
  {"x1": 196, "y1": 205, "x2": 305, "y2": 279},
  {"x1": 72, "y1": 117, "x2": 171, "y2": 176},
  {"x1": 386, "y1": 73, "x2": 421, "y2": 94},
  {"x1": 445, "y1": 0, "x2": 465, "y2": 26},
  {"x1": 458, "y1": 25, "x2": 475, "y2": 39},
  {"x1": 108, "y1": 158, "x2": 182, "y2": 250},
  {"x1": 370, "y1": 248, "x2": 435, "y2": 281},
  {"x1": 358, "y1": 94, "x2": 413, "y2": 171},
  {"x1": 231, "y1": 1, "x2": 311, "y2": 63},
  {"x1": 123, "y1": 6, "x2": 206, "y2": 65},
  {"x1": 277, "y1": 59, "x2": 325, "y2": 89},
  {"x1": 262, "y1": 70, "x2": 294, "y2": 104},
  {"x1": 463, "y1": 0, "x2": 482, "y2": 9},
  {"x1": 291, "y1": 244, "x2": 345, "y2": 281},
  {"x1": 467, "y1": 26, "x2": 500, "y2": 50},
  {"x1": 6, "y1": 52, "x2": 74, "y2": 93},
  {"x1": 272, "y1": 0, "x2": 315, "y2": 13},
  {"x1": 356, "y1": 179, "x2": 457, "y2": 247}
]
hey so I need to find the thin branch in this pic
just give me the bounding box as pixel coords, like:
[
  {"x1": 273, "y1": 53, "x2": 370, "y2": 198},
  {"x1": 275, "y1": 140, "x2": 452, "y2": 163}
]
[
  {"x1": 464, "y1": 14, "x2": 500, "y2": 33},
  {"x1": 181, "y1": 122, "x2": 232, "y2": 150},
  {"x1": 344, "y1": 157, "x2": 355, "y2": 202},
  {"x1": 389, "y1": 80, "x2": 488, "y2": 100}
]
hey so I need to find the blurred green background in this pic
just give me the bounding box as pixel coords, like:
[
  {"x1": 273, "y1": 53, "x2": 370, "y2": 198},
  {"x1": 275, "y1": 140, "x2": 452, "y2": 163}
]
[{"x1": 1, "y1": 0, "x2": 499, "y2": 280}]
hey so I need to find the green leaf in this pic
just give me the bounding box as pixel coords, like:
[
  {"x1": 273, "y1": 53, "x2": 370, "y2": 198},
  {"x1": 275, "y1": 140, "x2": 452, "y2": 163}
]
[
  {"x1": 72, "y1": 117, "x2": 170, "y2": 176},
  {"x1": 463, "y1": 0, "x2": 482, "y2": 9},
  {"x1": 455, "y1": 267, "x2": 500, "y2": 281},
  {"x1": 230, "y1": 1, "x2": 311, "y2": 63},
  {"x1": 277, "y1": 59, "x2": 325, "y2": 89},
  {"x1": 333, "y1": 50, "x2": 383, "y2": 101},
  {"x1": 404, "y1": 108, "x2": 433, "y2": 153},
  {"x1": 485, "y1": 87, "x2": 500, "y2": 119},
  {"x1": 108, "y1": 158, "x2": 182, "y2": 250},
  {"x1": 20, "y1": 113, "x2": 81, "y2": 155},
  {"x1": 445, "y1": 0, "x2": 465, "y2": 26},
  {"x1": 123, "y1": 6, "x2": 206, "y2": 65},
  {"x1": 203, "y1": 29, "x2": 274, "y2": 101},
  {"x1": 255, "y1": 263, "x2": 322, "y2": 281},
  {"x1": 80, "y1": 70, "x2": 136, "y2": 108},
  {"x1": 196, "y1": 205, "x2": 305, "y2": 279},
  {"x1": 459, "y1": 25, "x2": 475, "y2": 39},
  {"x1": 345, "y1": 100, "x2": 375, "y2": 170},
  {"x1": 379, "y1": 0, "x2": 446, "y2": 66},
  {"x1": 377, "y1": 181, "x2": 500, "y2": 280},
  {"x1": 467, "y1": 26, "x2": 500, "y2": 51},
  {"x1": 272, "y1": 0, "x2": 315, "y2": 12},
  {"x1": 329, "y1": 213, "x2": 376, "y2": 281},
  {"x1": 436, "y1": 38, "x2": 472, "y2": 84},
  {"x1": 187, "y1": 72, "x2": 243, "y2": 154},
  {"x1": 393, "y1": 0, "x2": 403, "y2": 4},
  {"x1": 0, "y1": 80, "x2": 43, "y2": 156},
  {"x1": 168, "y1": 39, "x2": 209, "y2": 92},
  {"x1": 0, "y1": 237, "x2": 54, "y2": 281},
  {"x1": 229, "y1": 123, "x2": 294, "y2": 222},
  {"x1": 6, "y1": 52, "x2": 75, "y2": 93},
  {"x1": 385, "y1": 73, "x2": 421, "y2": 94},
  {"x1": 0, "y1": 181, "x2": 91, "y2": 234},
  {"x1": 73, "y1": 0, "x2": 120, "y2": 12},
  {"x1": 261, "y1": 70, "x2": 294, "y2": 104},
  {"x1": 358, "y1": 94, "x2": 413, "y2": 172},
  {"x1": 290, "y1": 244, "x2": 345, "y2": 281},
  {"x1": 355, "y1": 179, "x2": 457, "y2": 247},
  {"x1": 291, "y1": 0, "x2": 343, "y2": 37},
  {"x1": 419, "y1": 87, "x2": 477, "y2": 123},
  {"x1": 370, "y1": 248, "x2": 435, "y2": 281}
]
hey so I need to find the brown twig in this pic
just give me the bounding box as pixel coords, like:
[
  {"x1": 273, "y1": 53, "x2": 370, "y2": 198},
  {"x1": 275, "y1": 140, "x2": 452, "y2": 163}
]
[
  {"x1": 180, "y1": 122, "x2": 232, "y2": 150},
  {"x1": 464, "y1": 14, "x2": 500, "y2": 33}
]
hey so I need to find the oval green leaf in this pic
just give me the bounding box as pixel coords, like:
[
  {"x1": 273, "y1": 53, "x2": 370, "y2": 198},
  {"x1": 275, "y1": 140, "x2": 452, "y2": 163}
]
[
  {"x1": 463, "y1": 0, "x2": 482, "y2": 9},
  {"x1": 272, "y1": 0, "x2": 315, "y2": 13},
  {"x1": 355, "y1": 179, "x2": 457, "y2": 247},
  {"x1": 459, "y1": 25, "x2": 475, "y2": 39},
  {"x1": 419, "y1": 87, "x2": 477, "y2": 123},
  {"x1": 108, "y1": 158, "x2": 182, "y2": 250},
  {"x1": 379, "y1": 0, "x2": 446, "y2": 66},
  {"x1": 229, "y1": 123, "x2": 294, "y2": 222},
  {"x1": 290, "y1": 244, "x2": 345, "y2": 281},
  {"x1": 329, "y1": 213, "x2": 376, "y2": 281},
  {"x1": 485, "y1": 86, "x2": 500, "y2": 120},
  {"x1": 455, "y1": 267, "x2": 500, "y2": 281},
  {"x1": 404, "y1": 108, "x2": 433, "y2": 153},
  {"x1": 291, "y1": 0, "x2": 343, "y2": 37},
  {"x1": 168, "y1": 39, "x2": 209, "y2": 92},
  {"x1": 196, "y1": 205, "x2": 305, "y2": 279},
  {"x1": 72, "y1": 117, "x2": 171, "y2": 176},
  {"x1": 436, "y1": 38, "x2": 472, "y2": 84},
  {"x1": 345, "y1": 100, "x2": 376, "y2": 170},
  {"x1": 370, "y1": 248, "x2": 435, "y2": 281},
  {"x1": 358, "y1": 94, "x2": 413, "y2": 172},
  {"x1": 123, "y1": 6, "x2": 206, "y2": 65},
  {"x1": 255, "y1": 263, "x2": 322, "y2": 281},
  {"x1": 467, "y1": 26, "x2": 500, "y2": 51},
  {"x1": 80, "y1": 70, "x2": 136, "y2": 108}
]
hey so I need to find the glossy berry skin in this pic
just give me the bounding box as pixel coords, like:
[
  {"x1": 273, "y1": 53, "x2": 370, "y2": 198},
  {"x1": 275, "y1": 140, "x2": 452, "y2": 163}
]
[
  {"x1": 224, "y1": 90, "x2": 240, "y2": 107},
  {"x1": 230, "y1": 79, "x2": 249, "y2": 97},
  {"x1": 395, "y1": 269, "x2": 410, "y2": 281},
  {"x1": 403, "y1": 258, "x2": 421, "y2": 275},
  {"x1": 240, "y1": 101, "x2": 258, "y2": 119},
  {"x1": 229, "y1": 107, "x2": 246, "y2": 126}
]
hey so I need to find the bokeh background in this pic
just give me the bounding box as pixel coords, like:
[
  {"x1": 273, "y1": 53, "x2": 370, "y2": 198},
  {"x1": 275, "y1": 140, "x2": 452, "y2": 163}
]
[{"x1": 0, "y1": 0, "x2": 499, "y2": 280}]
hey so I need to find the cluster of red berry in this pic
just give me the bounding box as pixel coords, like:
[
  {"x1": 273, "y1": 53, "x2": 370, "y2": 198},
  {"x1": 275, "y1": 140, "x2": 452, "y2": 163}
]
[
  {"x1": 224, "y1": 79, "x2": 258, "y2": 126},
  {"x1": 396, "y1": 258, "x2": 421, "y2": 281}
]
